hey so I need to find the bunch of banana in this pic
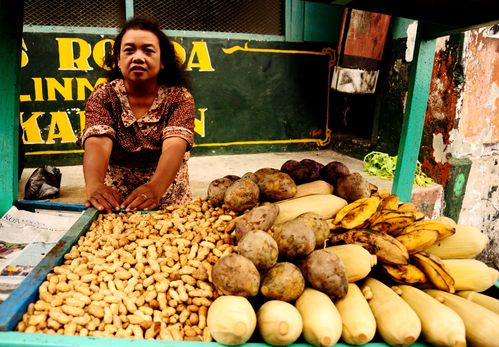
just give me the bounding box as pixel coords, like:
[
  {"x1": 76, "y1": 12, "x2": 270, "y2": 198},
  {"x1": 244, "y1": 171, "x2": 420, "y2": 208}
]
[
  {"x1": 332, "y1": 229, "x2": 409, "y2": 265},
  {"x1": 382, "y1": 264, "x2": 427, "y2": 285},
  {"x1": 412, "y1": 252, "x2": 455, "y2": 293},
  {"x1": 333, "y1": 196, "x2": 381, "y2": 229}
]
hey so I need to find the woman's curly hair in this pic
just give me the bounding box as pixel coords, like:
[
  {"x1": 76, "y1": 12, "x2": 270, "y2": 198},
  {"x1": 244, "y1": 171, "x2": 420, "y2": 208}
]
[{"x1": 104, "y1": 16, "x2": 191, "y2": 90}]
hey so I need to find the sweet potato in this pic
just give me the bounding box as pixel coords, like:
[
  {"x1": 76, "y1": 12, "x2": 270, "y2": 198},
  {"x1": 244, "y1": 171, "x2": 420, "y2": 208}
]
[
  {"x1": 260, "y1": 262, "x2": 305, "y2": 302},
  {"x1": 295, "y1": 212, "x2": 330, "y2": 248},
  {"x1": 211, "y1": 254, "x2": 260, "y2": 297},
  {"x1": 299, "y1": 159, "x2": 323, "y2": 182},
  {"x1": 335, "y1": 172, "x2": 371, "y2": 202},
  {"x1": 207, "y1": 176, "x2": 239, "y2": 206},
  {"x1": 238, "y1": 230, "x2": 279, "y2": 271},
  {"x1": 242, "y1": 172, "x2": 258, "y2": 183},
  {"x1": 299, "y1": 249, "x2": 348, "y2": 299},
  {"x1": 320, "y1": 161, "x2": 350, "y2": 186},
  {"x1": 234, "y1": 204, "x2": 279, "y2": 241},
  {"x1": 273, "y1": 218, "x2": 315, "y2": 260},
  {"x1": 224, "y1": 178, "x2": 260, "y2": 212},
  {"x1": 280, "y1": 160, "x2": 308, "y2": 184},
  {"x1": 256, "y1": 170, "x2": 297, "y2": 202}
]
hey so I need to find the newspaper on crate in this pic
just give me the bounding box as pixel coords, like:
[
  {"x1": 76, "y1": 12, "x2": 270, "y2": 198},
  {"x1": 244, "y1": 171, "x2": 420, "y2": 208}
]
[{"x1": 0, "y1": 206, "x2": 80, "y2": 300}]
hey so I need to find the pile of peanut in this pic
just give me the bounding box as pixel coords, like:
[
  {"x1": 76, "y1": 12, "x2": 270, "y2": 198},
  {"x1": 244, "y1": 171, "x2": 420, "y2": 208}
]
[{"x1": 16, "y1": 198, "x2": 237, "y2": 340}]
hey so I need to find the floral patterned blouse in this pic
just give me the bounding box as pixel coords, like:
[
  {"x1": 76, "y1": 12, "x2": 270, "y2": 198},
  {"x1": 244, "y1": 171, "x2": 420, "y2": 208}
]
[{"x1": 79, "y1": 79, "x2": 195, "y2": 208}]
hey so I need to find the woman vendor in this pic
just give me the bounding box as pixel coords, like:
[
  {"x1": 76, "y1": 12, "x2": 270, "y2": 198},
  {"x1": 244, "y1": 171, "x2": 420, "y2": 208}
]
[{"x1": 79, "y1": 16, "x2": 195, "y2": 213}]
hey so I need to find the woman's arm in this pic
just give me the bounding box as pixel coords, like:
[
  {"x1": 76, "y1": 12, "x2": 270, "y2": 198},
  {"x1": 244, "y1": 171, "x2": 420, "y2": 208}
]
[
  {"x1": 83, "y1": 136, "x2": 123, "y2": 213},
  {"x1": 121, "y1": 137, "x2": 187, "y2": 211}
]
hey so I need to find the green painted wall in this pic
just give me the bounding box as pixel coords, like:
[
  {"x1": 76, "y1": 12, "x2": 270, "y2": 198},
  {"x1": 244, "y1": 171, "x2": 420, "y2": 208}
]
[{"x1": 20, "y1": 34, "x2": 337, "y2": 167}]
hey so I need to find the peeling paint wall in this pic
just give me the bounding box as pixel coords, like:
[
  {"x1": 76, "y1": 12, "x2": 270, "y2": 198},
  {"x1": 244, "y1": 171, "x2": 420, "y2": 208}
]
[
  {"x1": 454, "y1": 29, "x2": 499, "y2": 267},
  {"x1": 459, "y1": 29, "x2": 499, "y2": 146}
]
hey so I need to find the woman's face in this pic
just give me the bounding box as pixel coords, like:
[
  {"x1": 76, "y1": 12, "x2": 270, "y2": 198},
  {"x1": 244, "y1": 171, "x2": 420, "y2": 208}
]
[{"x1": 117, "y1": 29, "x2": 163, "y2": 85}]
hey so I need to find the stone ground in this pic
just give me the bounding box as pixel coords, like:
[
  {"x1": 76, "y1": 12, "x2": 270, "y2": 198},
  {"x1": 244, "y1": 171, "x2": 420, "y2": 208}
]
[{"x1": 17, "y1": 150, "x2": 443, "y2": 217}]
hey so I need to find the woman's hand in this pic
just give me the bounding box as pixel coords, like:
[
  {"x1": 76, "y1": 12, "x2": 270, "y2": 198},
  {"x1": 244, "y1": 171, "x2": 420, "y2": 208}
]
[
  {"x1": 85, "y1": 183, "x2": 123, "y2": 214},
  {"x1": 121, "y1": 183, "x2": 162, "y2": 211}
]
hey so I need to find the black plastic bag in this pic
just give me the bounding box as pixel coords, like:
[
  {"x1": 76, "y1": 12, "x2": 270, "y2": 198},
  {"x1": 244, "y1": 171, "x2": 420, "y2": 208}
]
[{"x1": 24, "y1": 165, "x2": 62, "y2": 200}]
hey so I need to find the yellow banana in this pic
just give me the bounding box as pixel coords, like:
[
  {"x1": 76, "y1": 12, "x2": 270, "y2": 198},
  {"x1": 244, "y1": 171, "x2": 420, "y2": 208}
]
[
  {"x1": 382, "y1": 264, "x2": 427, "y2": 285},
  {"x1": 395, "y1": 229, "x2": 439, "y2": 254},
  {"x1": 380, "y1": 194, "x2": 399, "y2": 210},
  {"x1": 369, "y1": 212, "x2": 417, "y2": 235},
  {"x1": 337, "y1": 229, "x2": 409, "y2": 265},
  {"x1": 397, "y1": 202, "x2": 417, "y2": 212},
  {"x1": 401, "y1": 220, "x2": 456, "y2": 240},
  {"x1": 412, "y1": 252, "x2": 455, "y2": 293},
  {"x1": 338, "y1": 197, "x2": 381, "y2": 229},
  {"x1": 333, "y1": 197, "x2": 372, "y2": 224}
]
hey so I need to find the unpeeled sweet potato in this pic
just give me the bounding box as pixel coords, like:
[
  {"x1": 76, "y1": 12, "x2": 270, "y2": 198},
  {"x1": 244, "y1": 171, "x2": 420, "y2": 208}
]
[
  {"x1": 211, "y1": 254, "x2": 261, "y2": 297},
  {"x1": 255, "y1": 169, "x2": 297, "y2": 201},
  {"x1": 281, "y1": 159, "x2": 323, "y2": 184},
  {"x1": 260, "y1": 262, "x2": 305, "y2": 302},
  {"x1": 207, "y1": 176, "x2": 239, "y2": 206},
  {"x1": 273, "y1": 218, "x2": 315, "y2": 260},
  {"x1": 320, "y1": 161, "x2": 350, "y2": 187},
  {"x1": 295, "y1": 212, "x2": 330, "y2": 248},
  {"x1": 335, "y1": 172, "x2": 371, "y2": 202},
  {"x1": 234, "y1": 204, "x2": 279, "y2": 241},
  {"x1": 299, "y1": 249, "x2": 348, "y2": 299},
  {"x1": 224, "y1": 178, "x2": 260, "y2": 212},
  {"x1": 238, "y1": 230, "x2": 279, "y2": 271}
]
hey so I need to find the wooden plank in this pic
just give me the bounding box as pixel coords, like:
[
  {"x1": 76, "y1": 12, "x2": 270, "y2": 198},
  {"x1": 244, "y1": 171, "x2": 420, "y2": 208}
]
[
  {"x1": 0, "y1": 331, "x2": 431, "y2": 346},
  {"x1": 392, "y1": 22, "x2": 436, "y2": 201},
  {"x1": 0, "y1": 1, "x2": 24, "y2": 216},
  {"x1": 0, "y1": 208, "x2": 99, "y2": 331}
]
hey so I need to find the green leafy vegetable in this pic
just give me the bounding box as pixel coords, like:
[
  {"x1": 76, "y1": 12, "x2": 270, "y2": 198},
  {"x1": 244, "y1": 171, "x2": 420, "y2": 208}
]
[{"x1": 362, "y1": 151, "x2": 434, "y2": 187}]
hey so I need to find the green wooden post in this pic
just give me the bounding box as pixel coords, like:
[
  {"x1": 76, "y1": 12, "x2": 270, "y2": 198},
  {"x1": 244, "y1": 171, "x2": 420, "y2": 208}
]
[
  {"x1": 0, "y1": 1, "x2": 24, "y2": 216},
  {"x1": 124, "y1": 0, "x2": 134, "y2": 19},
  {"x1": 285, "y1": 0, "x2": 305, "y2": 42},
  {"x1": 392, "y1": 22, "x2": 437, "y2": 202}
]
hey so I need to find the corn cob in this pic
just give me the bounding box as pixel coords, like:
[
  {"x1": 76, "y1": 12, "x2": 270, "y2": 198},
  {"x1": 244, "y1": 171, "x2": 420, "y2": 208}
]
[
  {"x1": 295, "y1": 288, "x2": 342, "y2": 347},
  {"x1": 442, "y1": 258, "x2": 499, "y2": 292},
  {"x1": 398, "y1": 285, "x2": 466, "y2": 347},
  {"x1": 324, "y1": 244, "x2": 377, "y2": 282},
  {"x1": 362, "y1": 278, "x2": 421, "y2": 346},
  {"x1": 426, "y1": 289, "x2": 499, "y2": 347},
  {"x1": 426, "y1": 224, "x2": 489, "y2": 259},
  {"x1": 457, "y1": 290, "x2": 499, "y2": 315},
  {"x1": 335, "y1": 283, "x2": 376, "y2": 345}
]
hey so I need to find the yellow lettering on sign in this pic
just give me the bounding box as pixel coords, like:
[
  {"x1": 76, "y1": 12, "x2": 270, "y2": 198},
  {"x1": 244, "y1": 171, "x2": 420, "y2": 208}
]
[
  {"x1": 46, "y1": 78, "x2": 74, "y2": 101},
  {"x1": 20, "y1": 112, "x2": 44, "y2": 144},
  {"x1": 194, "y1": 108, "x2": 207, "y2": 137},
  {"x1": 172, "y1": 41, "x2": 186, "y2": 65},
  {"x1": 45, "y1": 111, "x2": 78, "y2": 144},
  {"x1": 186, "y1": 42, "x2": 214, "y2": 72},
  {"x1": 21, "y1": 38, "x2": 29, "y2": 68},
  {"x1": 56, "y1": 38, "x2": 93, "y2": 71},
  {"x1": 76, "y1": 77, "x2": 107, "y2": 101},
  {"x1": 93, "y1": 39, "x2": 114, "y2": 70},
  {"x1": 33, "y1": 78, "x2": 44, "y2": 101}
]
